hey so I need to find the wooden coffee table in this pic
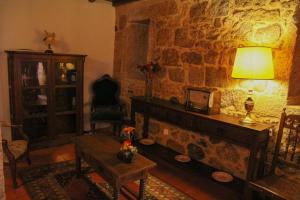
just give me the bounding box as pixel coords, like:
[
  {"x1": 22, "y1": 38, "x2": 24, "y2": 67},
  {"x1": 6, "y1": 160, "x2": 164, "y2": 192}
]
[{"x1": 74, "y1": 135, "x2": 156, "y2": 200}]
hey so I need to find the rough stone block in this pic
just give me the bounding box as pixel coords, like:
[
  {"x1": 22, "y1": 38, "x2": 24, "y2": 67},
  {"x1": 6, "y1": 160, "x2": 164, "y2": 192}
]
[
  {"x1": 204, "y1": 50, "x2": 219, "y2": 64},
  {"x1": 233, "y1": 9, "x2": 280, "y2": 22},
  {"x1": 190, "y1": 2, "x2": 208, "y2": 18},
  {"x1": 123, "y1": 24, "x2": 149, "y2": 80},
  {"x1": 162, "y1": 48, "x2": 179, "y2": 66},
  {"x1": 175, "y1": 28, "x2": 194, "y2": 48},
  {"x1": 188, "y1": 67, "x2": 205, "y2": 85},
  {"x1": 205, "y1": 67, "x2": 228, "y2": 87},
  {"x1": 167, "y1": 139, "x2": 185, "y2": 154},
  {"x1": 216, "y1": 143, "x2": 240, "y2": 163},
  {"x1": 149, "y1": 0, "x2": 178, "y2": 17},
  {"x1": 119, "y1": 15, "x2": 127, "y2": 30},
  {"x1": 188, "y1": 143, "x2": 205, "y2": 160},
  {"x1": 157, "y1": 28, "x2": 172, "y2": 46},
  {"x1": 254, "y1": 24, "x2": 282, "y2": 45},
  {"x1": 149, "y1": 120, "x2": 161, "y2": 135},
  {"x1": 209, "y1": 0, "x2": 230, "y2": 17},
  {"x1": 181, "y1": 52, "x2": 202, "y2": 65},
  {"x1": 168, "y1": 68, "x2": 185, "y2": 83},
  {"x1": 179, "y1": 132, "x2": 190, "y2": 143},
  {"x1": 195, "y1": 40, "x2": 212, "y2": 49}
]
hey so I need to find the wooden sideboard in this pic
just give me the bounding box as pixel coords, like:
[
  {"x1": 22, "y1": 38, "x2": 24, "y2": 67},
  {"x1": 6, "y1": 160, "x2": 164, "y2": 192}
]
[{"x1": 130, "y1": 96, "x2": 272, "y2": 181}]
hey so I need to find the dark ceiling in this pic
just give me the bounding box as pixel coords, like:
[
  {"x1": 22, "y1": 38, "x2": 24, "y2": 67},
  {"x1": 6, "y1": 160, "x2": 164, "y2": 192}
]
[{"x1": 102, "y1": 0, "x2": 139, "y2": 6}]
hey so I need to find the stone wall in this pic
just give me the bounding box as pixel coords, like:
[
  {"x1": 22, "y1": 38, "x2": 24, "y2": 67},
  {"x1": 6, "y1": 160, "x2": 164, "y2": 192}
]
[{"x1": 114, "y1": 0, "x2": 300, "y2": 179}]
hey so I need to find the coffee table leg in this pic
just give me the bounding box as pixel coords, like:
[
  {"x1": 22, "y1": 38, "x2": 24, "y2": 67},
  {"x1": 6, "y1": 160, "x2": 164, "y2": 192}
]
[
  {"x1": 139, "y1": 178, "x2": 146, "y2": 200},
  {"x1": 113, "y1": 186, "x2": 120, "y2": 200}
]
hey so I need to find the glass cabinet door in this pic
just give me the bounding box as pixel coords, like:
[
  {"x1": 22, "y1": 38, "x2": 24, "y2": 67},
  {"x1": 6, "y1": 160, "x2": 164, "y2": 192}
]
[
  {"x1": 54, "y1": 61, "x2": 77, "y2": 135},
  {"x1": 21, "y1": 60, "x2": 49, "y2": 141}
]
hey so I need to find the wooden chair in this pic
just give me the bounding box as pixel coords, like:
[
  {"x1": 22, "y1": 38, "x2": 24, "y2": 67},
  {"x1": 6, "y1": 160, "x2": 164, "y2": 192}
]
[
  {"x1": 246, "y1": 108, "x2": 300, "y2": 200},
  {"x1": 90, "y1": 74, "x2": 125, "y2": 135},
  {"x1": 1, "y1": 122, "x2": 31, "y2": 188}
]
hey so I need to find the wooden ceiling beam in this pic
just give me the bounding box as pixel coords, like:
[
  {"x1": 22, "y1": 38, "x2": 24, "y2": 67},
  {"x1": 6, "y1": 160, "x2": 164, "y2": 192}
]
[
  {"x1": 112, "y1": 0, "x2": 139, "y2": 6},
  {"x1": 90, "y1": 0, "x2": 138, "y2": 6}
]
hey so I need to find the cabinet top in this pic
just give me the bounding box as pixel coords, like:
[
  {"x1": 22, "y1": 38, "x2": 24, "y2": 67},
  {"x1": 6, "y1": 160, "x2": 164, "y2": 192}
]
[
  {"x1": 5, "y1": 50, "x2": 87, "y2": 57},
  {"x1": 131, "y1": 96, "x2": 273, "y2": 132}
]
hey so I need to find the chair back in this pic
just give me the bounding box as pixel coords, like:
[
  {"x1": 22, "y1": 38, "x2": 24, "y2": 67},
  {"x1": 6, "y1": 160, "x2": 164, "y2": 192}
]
[
  {"x1": 91, "y1": 74, "x2": 120, "y2": 108},
  {"x1": 271, "y1": 108, "x2": 300, "y2": 172}
]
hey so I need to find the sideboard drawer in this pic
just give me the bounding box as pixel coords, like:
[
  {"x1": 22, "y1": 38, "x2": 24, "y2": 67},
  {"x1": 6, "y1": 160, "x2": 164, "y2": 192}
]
[
  {"x1": 210, "y1": 124, "x2": 255, "y2": 147},
  {"x1": 132, "y1": 100, "x2": 147, "y2": 114},
  {"x1": 149, "y1": 104, "x2": 166, "y2": 121},
  {"x1": 191, "y1": 118, "x2": 254, "y2": 147}
]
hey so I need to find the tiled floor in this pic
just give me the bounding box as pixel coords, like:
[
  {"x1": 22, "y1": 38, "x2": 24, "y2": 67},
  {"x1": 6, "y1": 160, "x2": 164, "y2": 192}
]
[{"x1": 4, "y1": 144, "x2": 239, "y2": 200}]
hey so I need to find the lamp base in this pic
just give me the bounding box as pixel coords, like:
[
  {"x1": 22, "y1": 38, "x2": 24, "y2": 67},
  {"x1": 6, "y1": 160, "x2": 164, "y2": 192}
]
[
  {"x1": 240, "y1": 95, "x2": 256, "y2": 125},
  {"x1": 239, "y1": 113, "x2": 256, "y2": 125}
]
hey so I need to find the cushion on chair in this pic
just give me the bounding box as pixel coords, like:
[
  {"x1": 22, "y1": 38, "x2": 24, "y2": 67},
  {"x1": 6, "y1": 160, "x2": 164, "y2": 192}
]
[
  {"x1": 3, "y1": 140, "x2": 28, "y2": 163},
  {"x1": 250, "y1": 169, "x2": 300, "y2": 200},
  {"x1": 91, "y1": 107, "x2": 123, "y2": 121}
]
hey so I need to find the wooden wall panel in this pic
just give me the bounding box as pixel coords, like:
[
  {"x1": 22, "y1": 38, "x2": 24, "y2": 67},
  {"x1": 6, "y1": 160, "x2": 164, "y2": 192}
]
[{"x1": 288, "y1": 7, "x2": 300, "y2": 105}]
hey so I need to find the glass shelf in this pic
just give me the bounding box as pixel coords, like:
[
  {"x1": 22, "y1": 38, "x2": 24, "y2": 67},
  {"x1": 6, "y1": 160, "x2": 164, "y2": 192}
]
[
  {"x1": 55, "y1": 62, "x2": 77, "y2": 85},
  {"x1": 55, "y1": 85, "x2": 76, "y2": 88},
  {"x1": 23, "y1": 86, "x2": 48, "y2": 90},
  {"x1": 22, "y1": 88, "x2": 48, "y2": 117},
  {"x1": 55, "y1": 87, "x2": 76, "y2": 112},
  {"x1": 24, "y1": 113, "x2": 48, "y2": 119},
  {"x1": 21, "y1": 61, "x2": 48, "y2": 88},
  {"x1": 56, "y1": 111, "x2": 77, "y2": 116}
]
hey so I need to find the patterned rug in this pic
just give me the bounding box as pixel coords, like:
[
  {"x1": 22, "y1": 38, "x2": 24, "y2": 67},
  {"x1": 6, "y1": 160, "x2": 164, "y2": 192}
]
[{"x1": 19, "y1": 160, "x2": 193, "y2": 200}]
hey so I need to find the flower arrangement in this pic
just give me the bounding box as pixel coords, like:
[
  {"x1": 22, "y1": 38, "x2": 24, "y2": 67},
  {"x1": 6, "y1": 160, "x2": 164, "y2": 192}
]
[
  {"x1": 120, "y1": 127, "x2": 135, "y2": 144},
  {"x1": 118, "y1": 127, "x2": 137, "y2": 162},
  {"x1": 137, "y1": 62, "x2": 161, "y2": 78},
  {"x1": 137, "y1": 62, "x2": 161, "y2": 99}
]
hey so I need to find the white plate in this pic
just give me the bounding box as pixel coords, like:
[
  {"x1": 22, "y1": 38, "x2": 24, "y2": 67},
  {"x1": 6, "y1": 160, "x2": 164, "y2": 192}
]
[
  {"x1": 139, "y1": 138, "x2": 155, "y2": 145},
  {"x1": 174, "y1": 155, "x2": 191, "y2": 163},
  {"x1": 211, "y1": 171, "x2": 233, "y2": 183}
]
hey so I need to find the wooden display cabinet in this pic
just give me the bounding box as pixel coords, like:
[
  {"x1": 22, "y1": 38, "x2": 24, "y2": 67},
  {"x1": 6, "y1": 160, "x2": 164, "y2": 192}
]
[{"x1": 6, "y1": 50, "x2": 86, "y2": 148}]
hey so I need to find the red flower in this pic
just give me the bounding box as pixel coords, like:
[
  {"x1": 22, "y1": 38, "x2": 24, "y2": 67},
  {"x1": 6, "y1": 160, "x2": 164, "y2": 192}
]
[
  {"x1": 137, "y1": 62, "x2": 161, "y2": 76},
  {"x1": 123, "y1": 127, "x2": 135, "y2": 134}
]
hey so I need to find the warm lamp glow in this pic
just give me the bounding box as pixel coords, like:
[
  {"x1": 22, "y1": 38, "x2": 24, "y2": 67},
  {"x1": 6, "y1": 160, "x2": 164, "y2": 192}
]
[
  {"x1": 231, "y1": 47, "x2": 274, "y2": 125},
  {"x1": 232, "y1": 47, "x2": 274, "y2": 79}
]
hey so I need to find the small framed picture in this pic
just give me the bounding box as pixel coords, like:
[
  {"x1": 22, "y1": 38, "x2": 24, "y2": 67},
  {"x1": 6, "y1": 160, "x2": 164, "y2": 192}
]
[{"x1": 185, "y1": 87, "x2": 220, "y2": 115}]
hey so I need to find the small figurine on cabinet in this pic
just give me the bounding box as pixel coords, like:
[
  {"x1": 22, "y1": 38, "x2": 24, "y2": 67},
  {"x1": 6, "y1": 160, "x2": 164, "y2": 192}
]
[{"x1": 43, "y1": 30, "x2": 56, "y2": 53}]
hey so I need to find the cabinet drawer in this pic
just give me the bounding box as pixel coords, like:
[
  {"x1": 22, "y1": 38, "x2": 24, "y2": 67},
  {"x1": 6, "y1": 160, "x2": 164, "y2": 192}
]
[
  {"x1": 166, "y1": 110, "x2": 193, "y2": 130},
  {"x1": 132, "y1": 100, "x2": 147, "y2": 114},
  {"x1": 204, "y1": 122, "x2": 255, "y2": 147},
  {"x1": 149, "y1": 105, "x2": 166, "y2": 121}
]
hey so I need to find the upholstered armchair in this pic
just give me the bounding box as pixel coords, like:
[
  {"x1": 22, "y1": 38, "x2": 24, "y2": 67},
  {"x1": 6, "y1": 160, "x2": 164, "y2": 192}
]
[
  {"x1": 90, "y1": 74, "x2": 125, "y2": 135},
  {"x1": 1, "y1": 122, "x2": 31, "y2": 188}
]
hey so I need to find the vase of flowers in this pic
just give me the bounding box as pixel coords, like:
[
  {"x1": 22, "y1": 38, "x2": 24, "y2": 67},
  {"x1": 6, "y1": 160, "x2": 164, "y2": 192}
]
[
  {"x1": 117, "y1": 127, "x2": 138, "y2": 163},
  {"x1": 137, "y1": 62, "x2": 161, "y2": 100}
]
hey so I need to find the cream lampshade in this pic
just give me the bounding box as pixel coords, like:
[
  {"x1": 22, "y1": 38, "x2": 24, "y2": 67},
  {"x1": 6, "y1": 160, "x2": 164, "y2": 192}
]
[{"x1": 232, "y1": 47, "x2": 274, "y2": 124}]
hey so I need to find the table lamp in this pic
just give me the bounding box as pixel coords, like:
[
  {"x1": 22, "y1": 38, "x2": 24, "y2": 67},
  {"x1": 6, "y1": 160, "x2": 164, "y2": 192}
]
[{"x1": 231, "y1": 47, "x2": 274, "y2": 124}]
